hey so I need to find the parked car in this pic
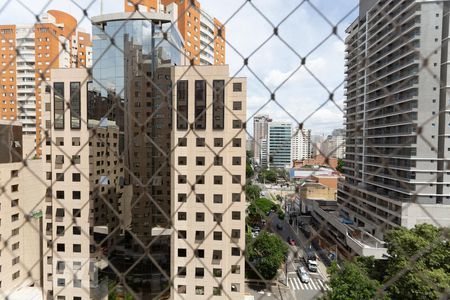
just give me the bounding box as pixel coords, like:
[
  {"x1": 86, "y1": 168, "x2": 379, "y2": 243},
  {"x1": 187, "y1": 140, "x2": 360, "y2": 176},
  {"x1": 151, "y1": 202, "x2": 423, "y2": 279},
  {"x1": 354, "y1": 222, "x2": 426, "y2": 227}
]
[
  {"x1": 297, "y1": 266, "x2": 310, "y2": 283},
  {"x1": 289, "y1": 238, "x2": 296, "y2": 246},
  {"x1": 276, "y1": 223, "x2": 283, "y2": 230}
]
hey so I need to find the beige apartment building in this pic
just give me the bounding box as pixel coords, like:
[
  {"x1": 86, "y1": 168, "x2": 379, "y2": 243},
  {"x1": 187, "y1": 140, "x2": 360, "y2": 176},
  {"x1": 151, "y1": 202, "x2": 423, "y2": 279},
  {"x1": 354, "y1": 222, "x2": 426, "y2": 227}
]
[
  {"x1": 171, "y1": 65, "x2": 246, "y2": 299},
  {"x1": 0, "y1": 121, "x2": 44, "y2": 299},
  {"x1": 41, "y1": 68, "x2": 92, "y2": 300}
]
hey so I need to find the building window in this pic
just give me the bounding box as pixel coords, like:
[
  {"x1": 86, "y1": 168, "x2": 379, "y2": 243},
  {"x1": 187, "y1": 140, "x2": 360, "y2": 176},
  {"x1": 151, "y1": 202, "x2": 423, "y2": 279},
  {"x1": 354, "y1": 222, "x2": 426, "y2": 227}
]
[
  {"x1": 73, "y1": 244, "x2": 81, "y2": 253},
  {"x1": 72, "y1": 137, "x2": 80, "y2": 146},
  {"x1": 177, "y1": 80, "x2": 188, "y2": 130},
  {"x1": 231, "y1": 229, "x2": 241, "y2": 239},
  {"x1": 55, "y1": 155, "x2": 64, "y2": 164},
  {"x1": 213, "y1": 194, "x2": 223, "y2": 203},
  {"x1": 233, "y1": 101, "x2": 242, "y2": 110},
  {"x1": 213, "y1": 268, "x2": 222, "y2": 277},
  {"x1": 231, "y1": 247, "x2": 240, "y2": 256},
  {"x1": 214, "y1": 156, "x2": 223, "y2": 166},
  {"x1": 196, "y1": 194, "x2": 205, "y2": 203},
  {"x1": 232, "y1": 157, "x2": 242, "y2": 165},
  {"x1": 231, "y1": 283, "x2": 240, "y2": 292},
  {"x1": 232, "y1": 211, "x2": 241, "y2": 220},
  {"x1": 11, "y1": 184, "x2": 18, "y2": 192},
  {"x1": 177, "y1": 267, "x2": 186, "y2": 276},
  {"x1": 213, "y1": 287, "x2": 222, "y2": 296},
  {"x1": 178, "y1": 230, "x2": 187, "y2": 239},
  {"x1": 196, "y1": 175, "x2": 205, "y2": 184},
  {"x1": 213, "y1": 80, "x2": 225, "y2": 130},
  {"x1": 196, "y1": 212, "x2": 205, "y2": 222},
  {"x1": 70, "y1": 82, "x2": 81, "y2": 129},
  {"x1": 178, "y1": 175, "x2": 187, "y2": 184},
  {"x1": 194, "y1": 249, "x2": 205, "y2": 258},
  {"x1": 10, "y1": 170, "x2": 18, "y2": 178},
  {"x1": 195, "y1": 80, "x2": 207, "y2": 130},
  {"x1": 178, "y1": 248, "x2": 187, "y2": 257},
  {"x1": 214, "y1": 176, "x2": 223, "y2": 184},
  {"x1": 178, "y1": 193, "x2": 187, "y2": 202},
  {"x1": 73, "y1": 191, "x2": 81, "y2": 200},
  {"x1": 72, "y1": 155, "x2": 80, "y2": 164},
  {"x1": 69, "y1": 224, "x2": 80, "y2": 235},
  {"x1": 57, "y1": 243, "x2": 65, "y2": 252},
  {"x1": 213, "y1": 231, "x2": 222, "y2": 240},
  {"x1": 214, "y1": 138, "x2": 223, "y2": 147},
  {"x1": 73, "y1": 209, "x2": 81, "y2": 218},
  {"x1": 213, "y1": 213, "x2": 222, "y2": 223},
  {"x1": 195, "y1": 231, "x2": 205, "y2": 241},
  {"x1": 195, "y1": 286, "x2": 204, "y2": 295},
  {"x1": 178, "y1": 137, "x2": 187, "y2": 146},
  {"x1": 73, "y1": 278, "x2": 82, "y2": 288},
  {"x1": 57, "y1": 278, "x2": 65, "y2": 287},
  {"x1": 178, "y1": 285, "x2": 186, "y2": 294},
  {"x1": 54, "y1": 82, "x2": 64, "y2": 129},
  {"x1": 56, "y1": 173, "x2": 64, "y2": 181},
  {"x1": 196, "y1": 156, "x2": 205, "y2": 166},
  {"x1": 232, "y1": 120, "x2": 242, "y2": 129},
  {"x1": 178, "y1": 212, "x2": 187, "y2": 220},
  {"x1": 56, "y1": 191, "x2": 64, "y2": 199},
  {"x1": 72, "y1": 173, "x2": 81, "y2": 182},
  {"x1": 195, "y1": 267, "x2": 204, "y2": 278},
  {"x1": 232, "y1": 138, "x2": 241, "y2": 147},
  {"x1": 233, "y1": 82, "x2": 242, "y2": 92},
  {"x1": 196, "y1": 137, "x2": 205, "y2": 147},
  {"x1": 232, "y1": 175, "x2": 241, "y2": 184},
  {"x1": 178, "y1": 156, "x2": 187, "y2": 165}
]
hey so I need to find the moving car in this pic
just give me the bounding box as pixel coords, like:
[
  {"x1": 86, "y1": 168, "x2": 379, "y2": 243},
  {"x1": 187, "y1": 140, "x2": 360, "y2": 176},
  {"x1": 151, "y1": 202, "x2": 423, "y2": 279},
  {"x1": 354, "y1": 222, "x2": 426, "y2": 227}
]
[
  {"x1": 304, "y1": 250, "x2": 318, "y2": 272},
  {"x1": 297, "y1": 266, "x2": 310, "y2": 283}
]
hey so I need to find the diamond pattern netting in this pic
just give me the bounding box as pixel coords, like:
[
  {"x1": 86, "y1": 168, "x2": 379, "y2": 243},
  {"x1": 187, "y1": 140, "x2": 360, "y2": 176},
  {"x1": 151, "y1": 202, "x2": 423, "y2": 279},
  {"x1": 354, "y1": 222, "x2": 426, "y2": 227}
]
[{"x1": 0, "y1": 0, "x2": 449, "y2": 299}]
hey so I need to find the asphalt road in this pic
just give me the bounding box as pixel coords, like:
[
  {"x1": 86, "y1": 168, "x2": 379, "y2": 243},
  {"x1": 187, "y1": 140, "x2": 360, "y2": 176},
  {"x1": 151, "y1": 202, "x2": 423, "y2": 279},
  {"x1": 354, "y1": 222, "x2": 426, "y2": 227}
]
[{"x1": 269, "y1": 214, "x2": 329, "y2": 300}]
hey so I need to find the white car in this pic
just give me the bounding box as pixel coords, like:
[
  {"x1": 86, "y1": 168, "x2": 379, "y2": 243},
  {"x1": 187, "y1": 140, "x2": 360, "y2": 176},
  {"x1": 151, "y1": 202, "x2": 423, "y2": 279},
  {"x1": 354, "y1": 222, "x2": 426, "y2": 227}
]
[{"x1": 297, "y1": 266, "x2": 310, "y2": 283}]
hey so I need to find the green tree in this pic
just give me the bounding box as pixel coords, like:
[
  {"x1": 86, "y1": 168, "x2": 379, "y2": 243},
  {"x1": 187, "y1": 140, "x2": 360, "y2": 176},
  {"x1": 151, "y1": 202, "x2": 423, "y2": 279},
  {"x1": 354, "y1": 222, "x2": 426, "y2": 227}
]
[
  {"x1": 383, "y1": 224, "x2": 450, "y2": 300},
  {"x1": 246, "y1": 162, "x2": 254, "y2": 178},
  {"x1": 325, "y1": 261, "x2": 384, "y2": 300},
  {"x1": 247, "y1": 231, "x2": 288, "y2": 280},
  {"x1": 260, "y1": 169, "x2": 277, "y2": 183},
  {"x1": 245, "y1": 183, "x2": 261, "y2": 202},
  {"x1": 336, "y1": 158, "x2": 344, "y2": 173}
]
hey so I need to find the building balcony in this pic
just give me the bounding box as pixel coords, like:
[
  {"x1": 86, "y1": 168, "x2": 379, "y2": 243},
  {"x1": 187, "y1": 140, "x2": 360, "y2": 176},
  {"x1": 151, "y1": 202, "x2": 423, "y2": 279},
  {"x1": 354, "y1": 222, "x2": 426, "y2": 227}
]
[{"x1": 311, "y1": 202, "x2": 387, "y2": 259}]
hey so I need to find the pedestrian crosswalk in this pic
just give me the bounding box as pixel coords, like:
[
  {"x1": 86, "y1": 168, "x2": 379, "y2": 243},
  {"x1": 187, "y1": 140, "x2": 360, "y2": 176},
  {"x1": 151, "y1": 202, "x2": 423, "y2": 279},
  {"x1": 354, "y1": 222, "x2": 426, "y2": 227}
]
[{"x1": 288, "y1": 276, "x2": 329, "y2": 291}]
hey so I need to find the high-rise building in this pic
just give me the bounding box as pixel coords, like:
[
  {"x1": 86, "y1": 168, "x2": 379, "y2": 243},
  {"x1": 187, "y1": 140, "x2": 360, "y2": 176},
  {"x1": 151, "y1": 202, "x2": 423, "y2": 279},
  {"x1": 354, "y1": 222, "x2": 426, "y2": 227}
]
[
  {"x1": 125, "y1": 0, "x2": 226, "y2": 65},
  {"x1": 0, "y1": 121, "x2": 43, "y2": 299},
  {"x1": 91, "y1": 6, "x2": 246, "y2": 299},
  {"x1": 260, "y1": 138, "x2": 268, "y2": 168},
  {"x1": 0, "y1": 10, "x2": 92, "y2": 155},
  {"x1": 340, "y1": 0, "x2": 450, "y2": 242},
  {"x1": 171, "y1": 65, "x2": 246, "y2": 300},
  {"x1": 321, "y1": 132, "x2": 345, "y2": 159},
  {"x1": 253, "y1": 114, "x2": 271, "y2": 165},
  {"x1": 291, "y1": 127, "x2": 312, "y2": 161},
  {"x1": 268, "y1": 122, "x2": 292, "y2": 169},
  {"x1": 41, "y1": 68, "x2": 95, "y2": 300}
]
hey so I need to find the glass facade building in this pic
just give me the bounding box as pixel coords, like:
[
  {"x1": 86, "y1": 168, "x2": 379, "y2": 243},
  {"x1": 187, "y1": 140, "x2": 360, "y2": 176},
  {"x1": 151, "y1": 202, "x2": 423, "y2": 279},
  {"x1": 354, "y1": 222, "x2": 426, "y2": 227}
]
[
  {"x1": 89, "y1": 12, "x2": 184, "y2": 296},
  {"x1": 268, "y1": 122, "x2": 292, "y2": 169}
]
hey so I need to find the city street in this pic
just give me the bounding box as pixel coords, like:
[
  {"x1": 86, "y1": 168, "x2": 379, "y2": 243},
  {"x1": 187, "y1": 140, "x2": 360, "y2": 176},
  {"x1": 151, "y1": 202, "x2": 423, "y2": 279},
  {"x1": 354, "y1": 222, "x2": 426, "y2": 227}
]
[{"x1": 269, "y1": 214, "x2": 329, "y2": 300}]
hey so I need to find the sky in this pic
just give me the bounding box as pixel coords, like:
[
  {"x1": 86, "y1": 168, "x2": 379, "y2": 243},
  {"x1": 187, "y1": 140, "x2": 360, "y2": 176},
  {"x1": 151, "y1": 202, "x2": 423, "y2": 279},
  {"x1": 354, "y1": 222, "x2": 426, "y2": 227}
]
[{"x1": 0, "y1": 0, "x2": 359, "y2": 136}]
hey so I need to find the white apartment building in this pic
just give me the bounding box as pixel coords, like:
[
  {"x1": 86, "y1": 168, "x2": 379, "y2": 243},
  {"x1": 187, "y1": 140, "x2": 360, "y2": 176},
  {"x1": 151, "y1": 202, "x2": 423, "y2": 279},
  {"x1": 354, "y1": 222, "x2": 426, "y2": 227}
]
[
  {"x1": 291, "y1": 128, "x2": 312, "y2": 161},
  {"x1": 41, "y1": 69, "x2": 92, "y2": 300},
  {"x1": 0, "y1": 121, "x2": 44, "y2": 299},
  {"x1": 253, "y1": 115, "x2": 271, "y2": 165},
  {"x1": 340, "y1": 0, "x2": 450, "y2": 246},
  {"x1": 171, "y1": 65, "x2": 246, "y2": 300}
]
